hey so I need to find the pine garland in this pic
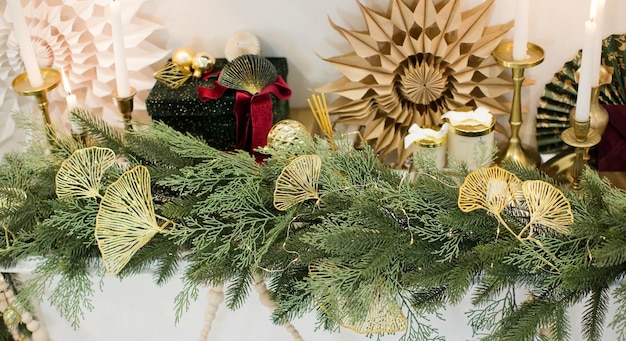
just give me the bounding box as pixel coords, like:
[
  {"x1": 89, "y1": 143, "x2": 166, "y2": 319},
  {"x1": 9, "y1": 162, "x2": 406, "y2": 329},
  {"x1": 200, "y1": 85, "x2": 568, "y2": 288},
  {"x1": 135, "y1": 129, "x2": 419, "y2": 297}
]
[{"x1": 1, "y1": 115, "x2": 626, "y2": 340}]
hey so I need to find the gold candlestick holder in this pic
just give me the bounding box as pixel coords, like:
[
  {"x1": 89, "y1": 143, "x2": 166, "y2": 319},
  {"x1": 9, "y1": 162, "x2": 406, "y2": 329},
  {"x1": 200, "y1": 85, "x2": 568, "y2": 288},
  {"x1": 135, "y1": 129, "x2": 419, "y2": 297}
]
[
  {"x1": 11, "y1": 68, "x2": 61, "y2": 144},
  {"x1": 561, "y1": 120, "x2": 601, "y2": 190},
  {"x1": 112, "y1": 87, "x2": 137, "y2": 131},
  {"x1": 493, "y1": 41, "x2": 544, "y2": 167}
]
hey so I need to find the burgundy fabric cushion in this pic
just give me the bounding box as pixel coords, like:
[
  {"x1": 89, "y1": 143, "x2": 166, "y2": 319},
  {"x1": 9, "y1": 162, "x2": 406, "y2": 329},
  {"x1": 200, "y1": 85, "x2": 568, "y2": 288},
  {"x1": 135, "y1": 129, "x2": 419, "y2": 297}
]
[{"x1": 598, "y1": 105, "x2": 626, "y2": 171}]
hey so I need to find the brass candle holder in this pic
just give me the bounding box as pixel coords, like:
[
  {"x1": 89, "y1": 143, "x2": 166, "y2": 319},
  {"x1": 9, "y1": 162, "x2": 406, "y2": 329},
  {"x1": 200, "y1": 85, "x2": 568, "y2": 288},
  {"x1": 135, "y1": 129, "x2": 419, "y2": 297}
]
[
  {"x1": 561, "y1": 120, "x2": 601, "y2": 190},
  {"x1": 112, "y1": 87, "x2": 136, "y2": 131},
  {"x1": 493, "y1": 41, "x2": 544, "y2": 167},
  {"x1": 11, "y1": 67, "x2": 61, "y2": 144}
]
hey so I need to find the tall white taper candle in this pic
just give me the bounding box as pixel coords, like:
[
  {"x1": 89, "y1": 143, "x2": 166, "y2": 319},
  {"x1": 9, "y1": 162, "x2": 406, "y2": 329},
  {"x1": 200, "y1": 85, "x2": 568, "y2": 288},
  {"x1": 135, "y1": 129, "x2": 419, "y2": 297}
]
[
  {"x1": 110, "y1": 0, "x2": 131, "y2": 97},
  {"x1": 575, "y1": 19, "x2": 596, "y2": 122},
  {"x1": 512, "y1": 0, "x2": 529, "y2": 60},
  {"x1": 6, "y1": 0, "x2": 44, "y2": 87}
]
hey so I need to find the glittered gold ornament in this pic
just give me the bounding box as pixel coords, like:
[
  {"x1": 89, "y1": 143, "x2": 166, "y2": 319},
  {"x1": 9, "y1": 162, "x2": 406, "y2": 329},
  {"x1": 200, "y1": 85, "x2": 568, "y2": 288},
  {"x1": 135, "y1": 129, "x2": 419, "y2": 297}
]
[
  {"x1": 218, "y1": 54, "x2": 277, "y2": 94},
  {"x1": 192, "y1": 51, "x2": 216, "y2": 78},
  {"x1": 171, "y1": 47, "x2": 195, "y2": 71},
  {"x1": 266, "y1": 119, "x2": 310, "y2": 150}
]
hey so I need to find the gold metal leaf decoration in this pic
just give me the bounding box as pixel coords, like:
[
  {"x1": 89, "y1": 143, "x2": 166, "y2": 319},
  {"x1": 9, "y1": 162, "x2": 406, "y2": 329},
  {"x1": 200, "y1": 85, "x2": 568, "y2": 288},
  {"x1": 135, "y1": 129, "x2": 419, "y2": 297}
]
[
  {"x1": 95, "y1": 165, "x2": 170, "y2": 274},
  {"x1": 521, "y1": 180, "x2": 573, "y2": 236},
  {"x1": 458, "y1": 167, "x2": 523, "y2": 215},
  {"x1": 0, "y1": 188, "x2": 27, "y2": 249},
  {"x1": 309, "y1": 262, "x2": 407, "y2": 334},
  {"x1": 153, "y1": 62, "x2": 193, "y2": 89},
  {"x1": 317, "y1": 0, "x2": 515, "y2": 164},
  {"x1": 218, "y1": 54, "x2": 278, "y2": 94},
  {"x1": 56, "y1": 147, "x2": 117, "y2": 199},
  {"x1": 273, "y1": 154, "x2": 321, "y2": 211}
]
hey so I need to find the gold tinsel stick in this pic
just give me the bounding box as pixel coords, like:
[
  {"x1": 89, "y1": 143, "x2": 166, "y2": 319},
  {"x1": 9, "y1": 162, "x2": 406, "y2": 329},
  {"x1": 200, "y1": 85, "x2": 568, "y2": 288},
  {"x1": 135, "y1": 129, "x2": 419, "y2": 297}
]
[{"x1": 308, "y1": 93, "x2": 335, "y2": 148}]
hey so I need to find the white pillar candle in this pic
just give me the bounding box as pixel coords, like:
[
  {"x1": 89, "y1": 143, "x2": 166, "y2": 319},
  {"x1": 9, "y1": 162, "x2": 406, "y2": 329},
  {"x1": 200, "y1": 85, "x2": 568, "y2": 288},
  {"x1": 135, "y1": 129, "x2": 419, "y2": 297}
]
[
  {"x1": 512, "y1": 0, "x2": 529, "y2": 60},
  {"x1": 6, "y1": 0, "x2": 44, "y2": 87},
  {"x1": 110, "y1": 0, "x2": 131, "y2": 97},
  {"x1": 575, "y1": 19, "x2": 596, "y2": 122},
  {"x1": 590, "y1": 0, "x2": 605, "y2": 86}
]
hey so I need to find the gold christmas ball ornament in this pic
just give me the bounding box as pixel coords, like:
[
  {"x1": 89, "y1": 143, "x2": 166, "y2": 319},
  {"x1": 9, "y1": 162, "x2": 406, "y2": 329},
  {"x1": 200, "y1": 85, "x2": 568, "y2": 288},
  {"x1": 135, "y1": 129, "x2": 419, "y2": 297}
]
[
  {"x1": 192, "y1": 51, "x2": 216, "y2": 78},
  {"x1": 266, "y1": 119, "x2": 310, "y2": 150},
  {"x1": 171, "y1": 47, "x2": 195, "y2": 71}
]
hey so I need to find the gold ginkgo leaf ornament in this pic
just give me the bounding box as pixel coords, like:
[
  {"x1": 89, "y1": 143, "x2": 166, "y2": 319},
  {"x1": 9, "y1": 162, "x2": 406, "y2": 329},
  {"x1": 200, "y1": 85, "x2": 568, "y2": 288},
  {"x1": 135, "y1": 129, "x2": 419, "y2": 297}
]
[
  {"x1": 309, "y1": 262, "x2": 407, "y2": 334},
  {"x1": 56, "y1": 147, "x2": 117, "y2": 199},
  {"x1": 273, "y1": 154, "x2": 322, "y2": 211},
  {"x1": 95, "y1": 165, "x2": 173, "y2": 274},
  {"x1": 317, "y1": 0, "x2": 514, "y2": 164},
  {"x1": 520, "y1": 180, "x2": 573, "y2": 236},
  {"x1": 458, "y1": 167, "x2": 523, "y2": 216}
]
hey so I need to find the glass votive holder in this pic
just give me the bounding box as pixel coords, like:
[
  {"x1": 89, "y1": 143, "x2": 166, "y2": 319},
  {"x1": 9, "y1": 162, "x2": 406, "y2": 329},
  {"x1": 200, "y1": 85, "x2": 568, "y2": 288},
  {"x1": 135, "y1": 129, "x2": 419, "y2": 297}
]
[
  {"x1": 443, "y1": 109, "x2": 495, "y2": 170},
  {"x1": 413, "y1": 135, "x2": 447, "y2": 170},
  {"x1": 404, "y1": 123, "x2": 448, "y2": 170}
]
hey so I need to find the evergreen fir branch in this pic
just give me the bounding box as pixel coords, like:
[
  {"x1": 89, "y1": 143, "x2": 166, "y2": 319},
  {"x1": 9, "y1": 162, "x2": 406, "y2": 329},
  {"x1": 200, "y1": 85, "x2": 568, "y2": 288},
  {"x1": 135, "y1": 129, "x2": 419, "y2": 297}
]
[
  {"x1": 609, "y1": 283, "x2": 626, "y2": 340},
  {"x1": 466, "y1": 287, "x2": 515, "y2": 338},
  {"x1": 581, "y1": 287, "x2": 610, "y2": 341},
  {"x1": 71, "y1": 108, "x2": 124, "y2": 152},
  {"x1": 225, "y1": 268, "x2": 252, "y2": 310},
  {"x1": 173, "y1": 275, "x2": 200, "y2": 323},
  {"x1": 399, "y1": 298, "x2": 444, "y2": 341}
]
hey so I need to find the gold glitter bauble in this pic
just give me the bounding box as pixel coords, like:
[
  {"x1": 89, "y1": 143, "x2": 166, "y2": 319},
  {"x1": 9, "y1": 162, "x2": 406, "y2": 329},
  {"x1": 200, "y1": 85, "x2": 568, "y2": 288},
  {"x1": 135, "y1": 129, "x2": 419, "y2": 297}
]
[
  {"x1": 266, "y1": 119, "x2": 310, "y2": 150},
  {"x1": 192, "y1": 51, "x2": 216, "y2": 78},
  {"x1": 172, "y1": 47, "x2": 195, "y2": 71}
]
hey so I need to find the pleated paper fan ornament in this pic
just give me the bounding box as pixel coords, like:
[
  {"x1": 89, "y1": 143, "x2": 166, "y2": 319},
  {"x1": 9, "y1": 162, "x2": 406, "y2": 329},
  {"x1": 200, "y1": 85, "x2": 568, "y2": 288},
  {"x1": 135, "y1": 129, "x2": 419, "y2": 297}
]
[
  {"x1": 317, "y1": 0, "x2": 515, "y2": 165},
  {"x1": 273, "y1": 154, "x2": 322, "y2": 211},
  {"x1": 218, "y1": 54, "x2": 277, "y2": 95},
  {"x1": 56, "y1": 147, "x2": 117, "y2": 199},
  {"x1": 224, "y1": 31, "x2": 262, "y2": 62},
  {"x1": 95, "y1": 165, "x2": 172, "y2": 274},
  {"x1": 537, "y1": 34, "x2": 626, "y2": 153},
  {"x1": 521, "y1": 180, "x2": 573, "y2": 236}
]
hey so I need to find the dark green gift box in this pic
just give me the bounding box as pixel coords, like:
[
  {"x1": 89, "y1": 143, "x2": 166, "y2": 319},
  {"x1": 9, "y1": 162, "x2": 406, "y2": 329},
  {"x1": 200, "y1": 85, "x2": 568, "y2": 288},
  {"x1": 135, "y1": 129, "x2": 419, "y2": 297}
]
[{"x1": 146, "y1": 57, "x2": 289, "y2": 151}]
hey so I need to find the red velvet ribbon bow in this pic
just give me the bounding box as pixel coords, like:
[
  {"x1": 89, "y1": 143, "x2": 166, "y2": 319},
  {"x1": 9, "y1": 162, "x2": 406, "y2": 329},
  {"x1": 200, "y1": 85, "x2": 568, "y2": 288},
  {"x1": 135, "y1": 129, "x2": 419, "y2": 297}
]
[{"x1": 198, "y1": 75, "x2": 291, "y2": 158}]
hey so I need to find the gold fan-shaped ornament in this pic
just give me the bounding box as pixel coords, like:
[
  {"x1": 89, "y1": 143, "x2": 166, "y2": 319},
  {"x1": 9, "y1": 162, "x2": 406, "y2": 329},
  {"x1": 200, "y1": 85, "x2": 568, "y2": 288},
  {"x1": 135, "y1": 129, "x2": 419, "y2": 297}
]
[
  {"x1": 521, "y1": 180, "x2": 573, "y2": 236},
  {"x1": 273, "y1": 154, "x2": 322, "y2": 211},
  {"x1": 95, "y1": 165, "x2": 172, "y2": 274},
  {"x1": 153, "y1": 62, "x2": 193, "y2": 89},
  {"x1": 218, "y1": 54, "x2": 278, "y2": 94},
  {"x1": 56, "y1": 147, "x2": 117, "y2": 199},
  {"x1": 317, "y1": 0, "x2": 515, "y2": 165},
  {"x1": 458, "y1": 167, "x2": 523, "y2": 215}
]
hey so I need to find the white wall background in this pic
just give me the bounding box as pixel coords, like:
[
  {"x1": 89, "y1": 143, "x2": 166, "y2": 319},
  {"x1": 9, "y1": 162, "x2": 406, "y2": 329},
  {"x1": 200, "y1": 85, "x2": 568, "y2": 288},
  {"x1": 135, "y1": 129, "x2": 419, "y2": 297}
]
[{"x1": 3, "y1": 0, "x2": 626, "y2": 340}]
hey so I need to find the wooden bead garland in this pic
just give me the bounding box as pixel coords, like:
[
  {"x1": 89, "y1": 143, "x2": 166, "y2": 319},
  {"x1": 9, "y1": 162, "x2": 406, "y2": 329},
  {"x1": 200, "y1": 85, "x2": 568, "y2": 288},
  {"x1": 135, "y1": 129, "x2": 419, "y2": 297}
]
[
  {"x1": 197, "y1": 284, "x2": 224, "y2": 341},
  {"x1": 0, "y1": 275, "x2": 50, "y2": 341},
  {"x1": 253, "y1": 274, "x2": 304, "y2": 341}
]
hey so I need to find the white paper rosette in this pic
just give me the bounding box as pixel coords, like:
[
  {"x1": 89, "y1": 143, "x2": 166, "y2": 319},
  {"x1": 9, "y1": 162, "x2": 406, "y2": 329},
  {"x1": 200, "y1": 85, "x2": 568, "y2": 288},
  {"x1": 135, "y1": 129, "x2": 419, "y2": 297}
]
[{"x1": 0, "y1": 0, "x2": 168, "y2": 154}]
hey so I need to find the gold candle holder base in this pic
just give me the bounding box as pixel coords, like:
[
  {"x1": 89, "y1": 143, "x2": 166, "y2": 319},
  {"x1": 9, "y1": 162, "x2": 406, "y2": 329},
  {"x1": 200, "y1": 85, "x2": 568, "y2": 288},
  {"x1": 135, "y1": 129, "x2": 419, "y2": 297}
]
[
  {"x1": 112, "y1": 87, "x2": 137, "y2": 131},
  {"x1": 12, "y1": 68, "x2": 61, "y2": 144},
  {"x1": 493, "y1": 41, "x2": 545, "y2": 168},
  {"x1": 561, "y1": 120, "x2": 601, "y2": 190}
]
